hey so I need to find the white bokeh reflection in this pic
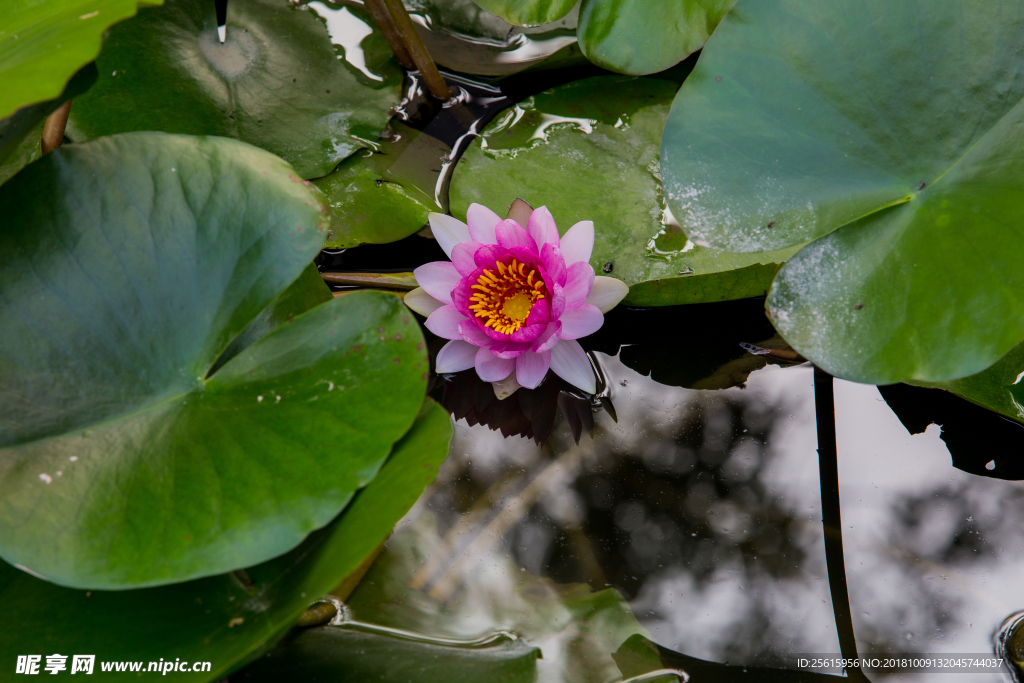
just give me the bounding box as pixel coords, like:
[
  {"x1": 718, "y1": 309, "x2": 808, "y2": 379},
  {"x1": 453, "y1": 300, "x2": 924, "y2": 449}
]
[{"x1": 835, "y1": 379, "x2": 1024, "y2": 683}]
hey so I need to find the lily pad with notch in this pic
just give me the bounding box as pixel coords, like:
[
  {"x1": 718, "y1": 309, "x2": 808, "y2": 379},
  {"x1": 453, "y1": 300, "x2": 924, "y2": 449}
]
[
  {"x1": 0, "y1": 400, "x2": 453, "y2": 682},
  {"x1": 0, "y1": 132, "x2": 429, "y2": 589},
  {"x1": 67, "y1": 0, "x2": 402, "y2": 179},
  {"x1": 449, "y1": 74, "x2": 795, "y2": 308},
  {"x1": 661, "y1": 0, "x2": 1024, "y2": 384}
]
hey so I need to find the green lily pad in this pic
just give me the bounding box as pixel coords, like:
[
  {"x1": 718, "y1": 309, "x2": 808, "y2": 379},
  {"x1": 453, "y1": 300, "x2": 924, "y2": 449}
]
[
  {"x1": 66, "y1": 0, "x2": 402, "y2": 179},
  {"x1": 471, "y1": 0, "x2": 577, "y2": 26},
  {"x1": 472, "y1": 0, "x2": 733, "y2": 74},
  {"x1": 0, "y1": 132, "x2": 430, "y2": 589},
  {"x1": 343, "y1": 513, "x2": 651, "y2": 683},
  {"x1": 612, "y1": 634, "x2": 673, "y2": 681},
  {"x1": 315, "y1": 124, "x2": 441, "y2": 248},
  {"x1": 0, "y1": 400, "x2": 453, "y2": 682},
  {"x1": 910, "y1": 340, "x2": 1024, "y2": 425},
  {"x1": 0, "y1": 0, "x2": 158, "y2": 121},
  {"x1": 236, "y1": 625, "x2": 540, "y2": 683},
  {"x1": 578, "y1": 0, "x2": 736, "y2": 75},
  {"x1": 210, "y1": 262, "x2": 332, "y2": 374},
  {"x1": 661, "y1": 0, "x2": 1024, "y2": 384},
  {"x1": 0, "y1": 118, "x2": 42, "y2": 186},
  {"x1": 409, "y1": 0, "x2": 583, "y2": 76},
  {"x1": 449, "y1": 74, "x2": 794, "y2": 307}
]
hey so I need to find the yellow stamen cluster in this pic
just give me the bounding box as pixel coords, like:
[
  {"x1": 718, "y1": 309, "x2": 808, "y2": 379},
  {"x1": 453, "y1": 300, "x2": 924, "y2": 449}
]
[{"x1": 469, "y1": 259, "x2": 546, "y2": 335}]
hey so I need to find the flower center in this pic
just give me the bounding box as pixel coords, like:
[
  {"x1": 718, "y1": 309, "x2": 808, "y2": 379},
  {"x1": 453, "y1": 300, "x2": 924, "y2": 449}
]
[{"x1": 469, "y1": 259, "x2": 546, "y2": 335}]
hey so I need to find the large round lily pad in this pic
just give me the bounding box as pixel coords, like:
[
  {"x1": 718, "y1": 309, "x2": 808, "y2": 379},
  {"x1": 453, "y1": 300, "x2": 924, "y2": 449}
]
[
  {"x1": 0, "y1": 132, "x2": 429, "y2": 589},
  {"x1": 472, "y1": 0, "x2": 734, "y2": 74},
  {"x1": 661, "y1": 0, "x2": 1024, "y2": 384},
  {"x1": 67, "y1": 0, "x2": 402, "y2": 179},
  {"x1": 0, "y1": 0, "x2": 158, "y2": 121},
  {"x1": 449, "y1": 74, "x2": 793, "y2": 307},
  {"x1": 0, "y1": 401, "x2": 453, "y2": 681}
]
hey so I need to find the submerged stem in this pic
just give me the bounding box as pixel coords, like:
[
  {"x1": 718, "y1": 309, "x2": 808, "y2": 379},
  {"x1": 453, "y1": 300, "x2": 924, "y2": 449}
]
[
  {"x1": 814, "y1": 367, "x2": 872, "y2": 683},
  {"x1": 320, "y1": 271, "x2": 417, "y2": 290},
  {"x1": 363, "y1": 0, "x2": 414, "y2": 69},
  {"x1": 380, "y1": 0, "x2": 453, "y2": 100},
  {"x1": 41, "y1": 100, "x2": 72, "y2": 155}
]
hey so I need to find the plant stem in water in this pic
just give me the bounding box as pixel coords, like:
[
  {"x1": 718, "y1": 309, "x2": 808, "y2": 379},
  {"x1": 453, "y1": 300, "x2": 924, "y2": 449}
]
[
  {"x1": 381, "y1": 0, "x2": 453, "y2": 100},
  {"x1": 363, "y1": 0, "x2": 415, "y2": 69},
  {"x1": 814, "y1": 366, "x2": 872, "y2": 683},
  {"x1": 41, "y1": 100, "x2": 72, "y2": 155}
]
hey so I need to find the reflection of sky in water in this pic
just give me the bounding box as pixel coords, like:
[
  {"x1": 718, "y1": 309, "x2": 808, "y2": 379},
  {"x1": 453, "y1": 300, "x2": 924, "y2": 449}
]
[
  {"x1": 836, "y1": 380, "x2": 1024, "y2": 682},
  {"x1": 390, "y1": 352, "x2": 1024, "y2": 681},
  {"x1": 307, "y1": 2, "x2": 382, "y2": 81}
]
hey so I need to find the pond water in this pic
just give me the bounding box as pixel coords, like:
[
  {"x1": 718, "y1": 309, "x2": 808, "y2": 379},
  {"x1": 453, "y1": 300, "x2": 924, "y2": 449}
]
[{"x1": 339, "y1": 344, "x2": 1024, "y2": 682}]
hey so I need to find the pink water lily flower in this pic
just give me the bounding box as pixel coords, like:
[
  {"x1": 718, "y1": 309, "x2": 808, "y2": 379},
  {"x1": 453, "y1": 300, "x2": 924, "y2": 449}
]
[{"x1": 405, "y1": 203, "x2": 628, "y2": 394}]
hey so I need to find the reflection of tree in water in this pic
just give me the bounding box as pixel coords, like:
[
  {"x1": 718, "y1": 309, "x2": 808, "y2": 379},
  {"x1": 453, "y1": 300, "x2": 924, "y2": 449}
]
[
  {"x1": 894, "y1": 480, "x2": 1020, "y2": 565},
  {"x1": 425, "y1": 384, "x2": 831, "y2": 666},
  {"x1": 420, "y1": 362, "x2": 1024, "y2": 672},
  {"x1": 548, "y1": 395, "x2": 806, "y2": 598},
  {"x1": 850, "y1": 476, "x2": 1024, "y2": 657}
]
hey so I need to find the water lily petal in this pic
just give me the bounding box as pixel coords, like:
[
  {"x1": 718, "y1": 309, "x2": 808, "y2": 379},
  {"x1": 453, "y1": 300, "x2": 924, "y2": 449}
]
[
  {"x1": 510, "y1": 322, "x2": 545, "y2": 343},
  {"x1": 532, "y1": 321, "x2": 562, "y2": 354},
  {"x1": 436, "y1": 340, "x2": 477, "y2": 373},
  {"x1": 474, "y1": 244, "x2": 509, "y2": 268},
  {"x1": 516, "y1": 349, "x2": 552, "y2": 389},
  {"x1": 550, "y1": 282, "x2": 566, "y2": 319},
  {"x1": 540, "y1": 242, "x2": 567, "y2": 287},
  {"x1": 491, "y1": 340, "x2": 530, "y2": 359},
  {"x1": 467, "y1": 203, "x2": 502, "y2": 245},
  {"x1": 451, "y1": 276, "x2": 475, "y2": 317},
  {"x1": 525, "y1": 296, "x2": 551, "y2": 327},
  {"x1": 563, "y1": 262, "x2": 596, "y2": 311},
  {"x1": 558, "y1": 304, "x2": 603, "y2": 339},
  {"x1": 495, "y1": 219, "x2": 537, "y2": 252},
  {"x1": 451, "y1": 240, "x2": 486, "y2": 277},
  {"x1": 549, "y1": 339, "x2": 596, "y2": 394},
  {"x1": 459, "y1": 319, "x2": 491, "y2": 346},
  {"x1": 403, "y1": 287, "x2": 444, "y2": 317},
  {"x1": 586, "y1": 276, "x2": 629, "y2": 313},
  {"x1": 528, "y1": 206, "x2": 560, "y2": 250},
  {"x1": 560, "y1": 220, "x2": 594, "y2": 266},
  {"x1": 476, "y1": 346, "x2": 516, "y2": 381},
  {"x1": 428, "y1": 213, "x2": 471, "y2": 258},
  {"x1": 424, "y1": 305, "x2": 468, "y2": 340},
  {"x1": 413, "y1": 261, "x2": 460, "y2": 304}
]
